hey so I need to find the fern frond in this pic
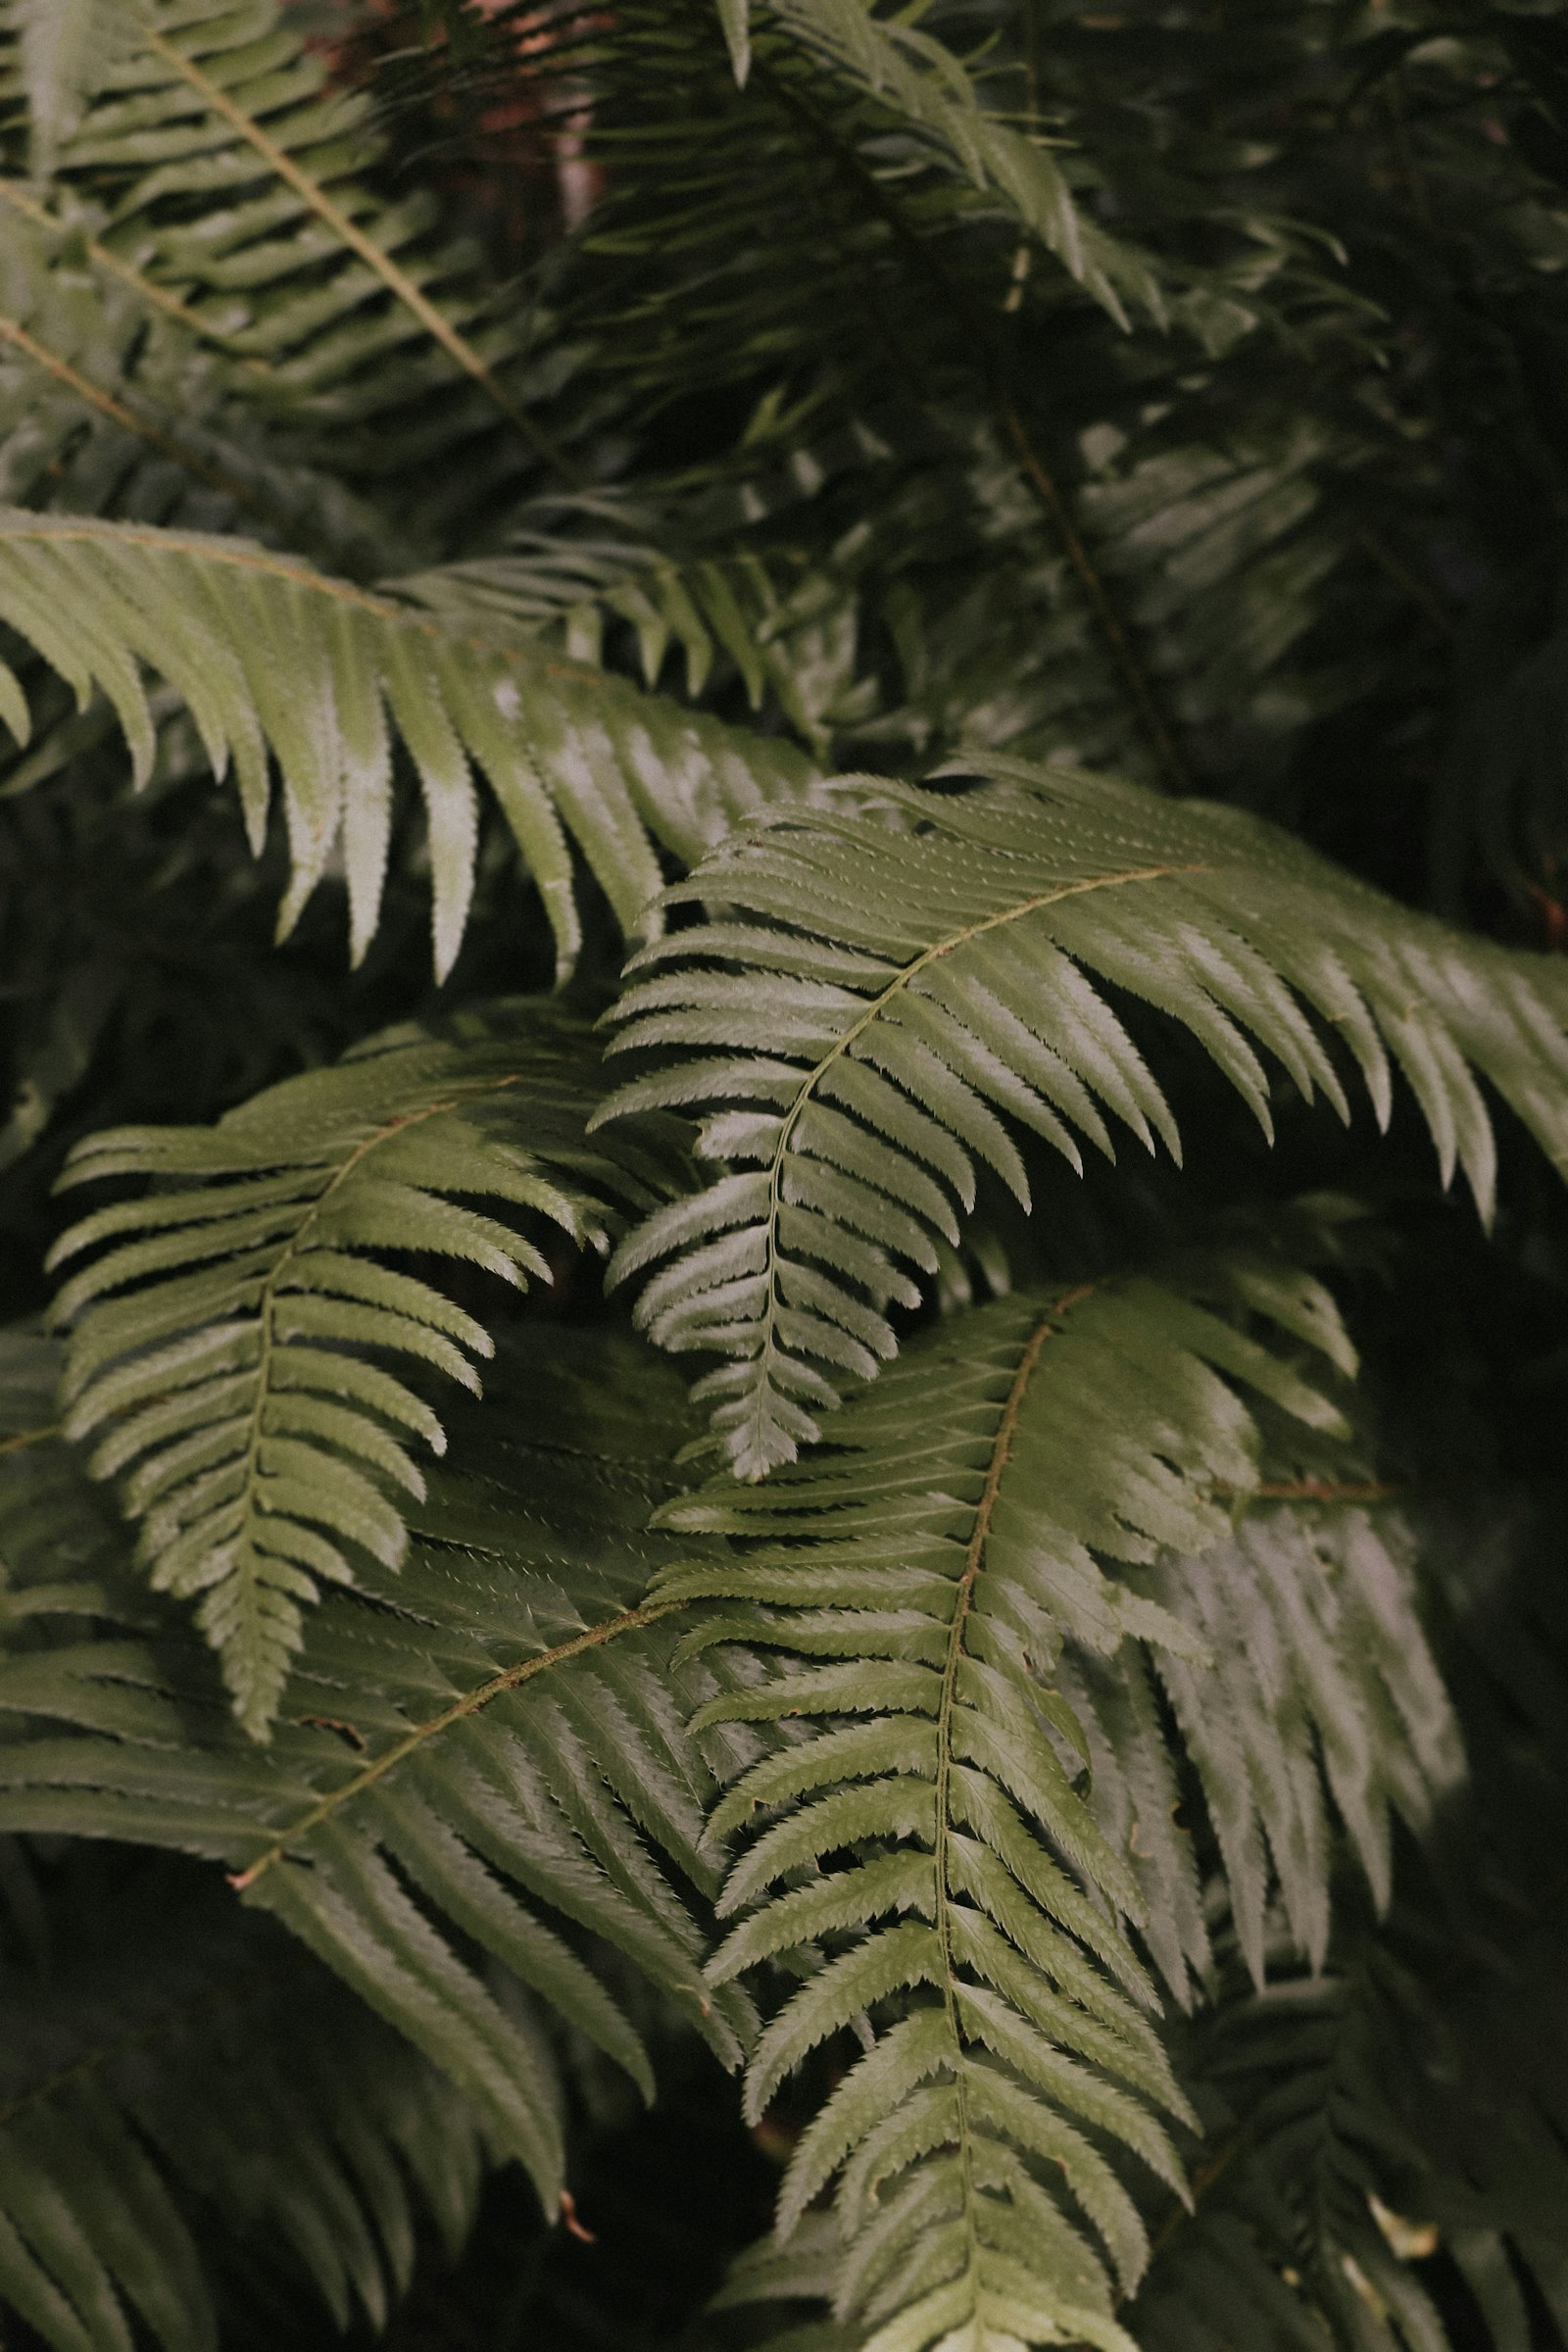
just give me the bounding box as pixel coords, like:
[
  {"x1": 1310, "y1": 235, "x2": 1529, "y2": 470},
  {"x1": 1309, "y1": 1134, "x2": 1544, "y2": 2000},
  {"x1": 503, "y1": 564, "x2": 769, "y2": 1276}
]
[
  {"x1": 12, "y1": 0, "x2": 132, "y2": 171},
  {"x1": 0, "y1": 0, "x2": 573, "y2": 503},
  {"x1": 0, "y1": 1326, "x2": 753, "y2": 2205},
  {"x1": 399, "y1": 499, "x2": 873, "y2": 757},
  {"x1": 0, "y1": 198, "x2": 404, "y2": 573},
  {"x1": 0, "y1": 1863, "x2": 492, "y2": 2352},
  {"x1": 604, "y1": 760, "x2": 1568, "y2": 1473},
  {"x1": 1065, "y1": 1499, "x2": 1464, "y2": 2000},
  {"x1": 0, "y1": 510, "x2": 819, "y2": 976},
  {"x1": 846, "y1": 407, "x2": 1388, "y2": 796},
  {"x1": 649, "y1": 1259, "x2": 1354, "y2": 2352},
  {"x1": 741, "y1": 0, "x2": 1164, "y2": 331},
  {"x1": 46, "y1": 1007, "x2": 663, "y2": 1734},
  {"x1": 1132, "y1": 1924, "x2": 1563, "y2": 2352}
]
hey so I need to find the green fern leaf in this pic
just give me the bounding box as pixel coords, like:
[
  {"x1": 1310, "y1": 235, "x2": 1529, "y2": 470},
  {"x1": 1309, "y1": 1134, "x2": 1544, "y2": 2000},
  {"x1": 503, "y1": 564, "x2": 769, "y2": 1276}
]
[
  {"x1": 0, "y1": 1325, "x2": 753, "y2": 2207},
  {"x1": 604, "y1": 760, "x2": 1568, "y2": 1474},
  {"x1": 1065, "y1": 1498, "x2": 1465, "y2": 1998},
  {"x1": 12, "y1": 0, "x2": 130, "y2": 172},
  {"x1": 0, "y1": 510, "x2": 819, "y2": 976},
  {"x1": 0, "y1": 0, "x2": 571, "y2": 492},
  {"x1": 46, "y1": 1007, "x2": 664, "y2": 1734},
  {"x1": 400, "y1": 504, "x2": 871, "y2": 758},
  {"x1": 0, "y1": 1866, "x2": 493, "y2": 2352},
  {"x1": 760, "y1": 0, "x2": 1163, "y2": 331},
  {"x1": 649, "y1": 1258, "x2": 1351, "y2": 2351}
]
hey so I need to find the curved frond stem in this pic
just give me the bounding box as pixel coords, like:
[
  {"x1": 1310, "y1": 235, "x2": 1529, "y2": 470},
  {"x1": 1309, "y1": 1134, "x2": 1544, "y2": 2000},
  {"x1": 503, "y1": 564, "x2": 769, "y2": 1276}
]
[
  {"x1": 0, "y1": 310, "x2": 274, "y2": 520},
  {"x1": 0, "y1": 1423, "x2": 60, "y2": 1456},
  {"x1": 929, "y1": 1286, "x2": 1092, "y2": 2312},
  {"x1": 0, "y1": 177, "x2": 271, "y2": 373},
  {"x1": 1000, "y1": 401, "x2": 1191, "y2": 788},
  {"x1": 1, "y1": 513, "x2": 455, "y2": 631},
  {"x1": 743, "y1": 860, "x2": 1197, "y2": 1471},
  {"x1": 140, "y1": 24, "x2": 583, "y2": 489},
  {"x1": 220, "y1": 1082, "x2": 514, "y2": 1687},
  {"x1": 229, "y1": 1595, "x2": 688, "y2": 1890},
  {"x1": 760, "y1": 861, "x2": 1200, "y2": 1158}
]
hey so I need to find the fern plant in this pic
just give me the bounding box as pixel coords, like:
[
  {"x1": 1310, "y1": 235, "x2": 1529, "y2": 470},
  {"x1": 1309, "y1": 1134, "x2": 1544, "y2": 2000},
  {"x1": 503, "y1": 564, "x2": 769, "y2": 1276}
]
[{"x1": 1, "y1": 1, "x2": 1566, "y2": 2347}]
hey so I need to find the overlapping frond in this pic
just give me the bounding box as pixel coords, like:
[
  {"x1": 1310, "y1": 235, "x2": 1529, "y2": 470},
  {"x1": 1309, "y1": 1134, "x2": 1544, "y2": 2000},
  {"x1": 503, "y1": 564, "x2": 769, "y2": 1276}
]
[
  {"x1": 0, "y1": 0, "x2": 570, "y2": 519},
  {"x1": 0, "y1": 194, "x2": 401, "y2": 573},
  {"x1": 0, "y1": 1865, "x2": 493, "y2": 2352},
  {"x1": 46, "y1": 1007, "x2": 668, "y2": 1732},
  {"x1": 399, "y1": 499, "x2": 873, "y2": 758},
  {"x1": 605, "y1": 760, "x2": 1568, "y2": 1473},
  {"x1": 1066, "y1": 1499, "x2": 1465, "y2": 1999},
  {"x1": 727, "y1": 0, "x2": 1163, "y2": 330},
  {"x1": 0, "y1": 510, "x2": 820, "y2": 976},
  {"x1": 848, "y1": 409, "x2": 1391, "y2": 797},
  {"x1": 646, "y1": 1258, "x2": 1354, "y2": 2352},
  {"x1": 0, "y1": 1325, "x2": 753, "y2": 2207}
]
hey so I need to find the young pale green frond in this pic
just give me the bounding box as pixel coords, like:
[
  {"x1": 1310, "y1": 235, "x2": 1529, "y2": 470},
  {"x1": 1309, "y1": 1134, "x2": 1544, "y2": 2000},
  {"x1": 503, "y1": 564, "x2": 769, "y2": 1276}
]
[
  {"x1": 0, "y1": 510, "x2": 819, "y2": 977},
  {"x1": 0, "y1": 1328, "x2": 753, "y2": 2212},
  {"x1": 0, "y1": 1867, "x2": 493, "y2": 2352},
  {"x1": 651, "y1": 1261, "x2": 1351, "y2": 2352},
  {"x1": 47, "y1": 1008, "x2": 662, "y2": 1736},
  {"x1": 604, "y1": 760, "x2": 1568, "y2": 1474},
  {"x1": 1067, "y1": 1502, "x2": 1465, "y2": 2001}
]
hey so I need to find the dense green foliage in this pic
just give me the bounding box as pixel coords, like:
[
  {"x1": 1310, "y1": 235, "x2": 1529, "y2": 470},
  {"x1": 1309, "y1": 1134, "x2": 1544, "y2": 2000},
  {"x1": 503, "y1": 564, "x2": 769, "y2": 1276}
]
[{"x1": 1, "y1": 0, "x2": 1567, "y2": 2344}]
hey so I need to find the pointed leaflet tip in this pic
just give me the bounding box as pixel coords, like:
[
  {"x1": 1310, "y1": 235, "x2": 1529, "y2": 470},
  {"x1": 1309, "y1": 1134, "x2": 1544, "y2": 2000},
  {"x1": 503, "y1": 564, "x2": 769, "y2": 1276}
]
[{"x1": 715, "y1": 0, "x2": 751, "y2": 83}]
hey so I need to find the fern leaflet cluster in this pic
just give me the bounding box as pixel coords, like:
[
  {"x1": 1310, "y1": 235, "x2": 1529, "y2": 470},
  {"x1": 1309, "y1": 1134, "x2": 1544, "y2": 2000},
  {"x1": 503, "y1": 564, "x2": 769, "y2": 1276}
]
[
  {"x1": 606, "y1": 761, "x2": 1568, "y2": 1473},
  {"x1": 648, "y1": 1259, "x2": 1358, "y2": 2350}
]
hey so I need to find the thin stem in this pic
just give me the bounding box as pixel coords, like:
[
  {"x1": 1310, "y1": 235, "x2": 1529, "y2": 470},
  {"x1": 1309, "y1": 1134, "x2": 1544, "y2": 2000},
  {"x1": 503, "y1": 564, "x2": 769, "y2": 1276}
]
[
  {"x1": 753, "y1": 864, "x2": 1200, "y2": 1421},
  {"x1": 142, "y1": 25, "x2": 584, "y2": 489},
  {"x1": 0, "y1": 1424, "x2": 60, "y2": 1457},
  {"x1": 1003, "y1": 400, "x2": 1190, "y2": 784},
  {"x1": 929, "y1": 1287, "x2": 1093, "y2": 2302},
  {"x1": 0, "y1": 314, "x2": 274, "y2": 522},
  {"x1": 752, "y1": 59, "x2": 1188, "y2": 786},
  {"x1": 229, "y1": 1595, "x2": 684, "y2": 1889},
  {"x1": 1356, "y1": 527, "x2": 1456, "y2": 639}
]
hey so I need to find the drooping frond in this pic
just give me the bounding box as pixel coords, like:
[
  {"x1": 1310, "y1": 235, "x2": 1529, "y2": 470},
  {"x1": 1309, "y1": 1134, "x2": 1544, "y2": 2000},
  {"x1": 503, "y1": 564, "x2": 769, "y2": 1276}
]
[
  {"x1": 718, "y1": 0, "x2": 1163, "y2": 330},
  {"x1": 398, "y1": 497, "x2": 874, "y2": 759},
  {"x1": 0, "y1": 510, "x2": 820, "y2": 976},
  {"x1": 0, "y1": 1861, "x2": 493, "y2": 2352},
  {"x1": 0, "y1": 1325, "x2": 753, "y2": 2206},
  {"x1": 646, "y1": 1258, "x2": 1355, "y2": 2352},
  {"x1": 605, "y1": 760, "x2": 1568, "y2": 1473},
  {"x1": 1065, "y1": 1498, "x2": 1465, "y2": 1999},
  {"x1": 46, "y1": 1006, "x2": 667, "y2": 1734}
]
